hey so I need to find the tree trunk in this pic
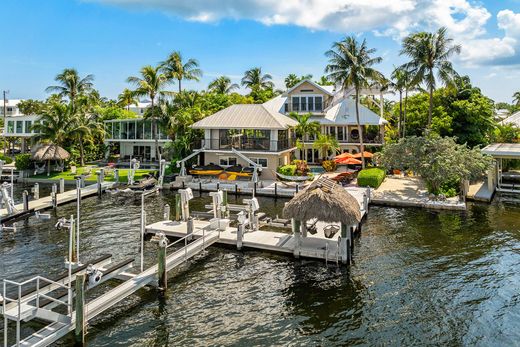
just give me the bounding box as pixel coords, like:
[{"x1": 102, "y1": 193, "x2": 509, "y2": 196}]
[
  {"x1": 428, "y1": 86, "x2": 433, "y2": 129},
  {"x1": 398, "y1": 91, "x2": 403, "y2": 138},
  {"x1": 151, "y1": 98, "x2": 159, "y2": 160},
  {"x1": 403, "y1": 89, "x2": 408, "y2": 138},
  {"x1": 79, "y1": 134, "x2": 85, "y2": 166},
  {"x1": 355, "y1": 92, "x2": 365, "y2": 169},
  {"x1": 178, "y1": 79, "x2": 182, "y2": 93}
]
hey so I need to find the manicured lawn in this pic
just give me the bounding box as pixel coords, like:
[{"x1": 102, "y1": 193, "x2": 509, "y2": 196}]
[{"x1": 32, "y1": 167, "x2": 156, "y2": 183}]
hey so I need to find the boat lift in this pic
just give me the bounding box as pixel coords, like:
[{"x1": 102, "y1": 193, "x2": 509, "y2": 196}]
[{"x1": 176, "y1": 148, "x2": 205, "y2": 177}]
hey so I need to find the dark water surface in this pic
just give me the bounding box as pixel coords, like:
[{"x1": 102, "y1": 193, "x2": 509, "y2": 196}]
[{"x1": 1, "y1": 184, "x2": 519, "y2": 346}]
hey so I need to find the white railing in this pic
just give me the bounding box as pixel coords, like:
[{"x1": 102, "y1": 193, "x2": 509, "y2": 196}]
[{"x1": 165, "y1": 228, "x2": 218, "y2": 262}]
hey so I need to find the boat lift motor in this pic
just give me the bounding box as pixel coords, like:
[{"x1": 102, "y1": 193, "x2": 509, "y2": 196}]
[
  {"x1": 243, "y1": 197, "x2": 260, "y2": 231},
  {"x1": 209, "y1": 190, "x2": 224, "y2": 218},
  {"x1": 179, "y1": 188, "x2": 194, "y2": 221},
  {"x1": 86, "y1": 264, "x2": 104, "y2": 286}
]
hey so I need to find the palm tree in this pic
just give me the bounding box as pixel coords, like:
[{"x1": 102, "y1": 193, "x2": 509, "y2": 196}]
[
  {"x1": 208, "y1": 76, "x2": 239, "y2": 94},
  {"x1": 289, "y1": 112, "x2": 321, "y2": 161},
  {"x1": 127, "y1": 65, "x2": 169, "y2": 159},
  {"x1": 118, "y1": 88, "x2": 138, "y2": 110},
  {"x1": 284, "y1": 74, "x2": 300, "y2": 89},
  {"x1": 312, "y1": 134, "x2": 340, "y2": 161},
  {"x1": 391, "y1": 66, "x2": 414, "y2": 138},
  {"x1": 241, "y1": 67, "x2": 274, "y2": 91},
  {"x1": 325, "y1": 36, "x2": 384, "y2": 168},
  {"x1": 400, "y1": 27, "x2": 461, "y2": 128},
  {"x1": 513, "y1": 91, "x2": 520, "y2": 106},
  {"x1": 73, "y1": 96, "x2": 105, "y2": 166},
  {"x1": 160, "y1": 51, "x2": 202, "y2": 93},
  {"x1": 45, "y1": 68, "x2": 94, "y2": 108},
  {"x1": 32, "y1": 103, "x2": 75, "y2": 146},
  {"x1": 316, "y1": 75, "x2": 334, "y2": 86}
]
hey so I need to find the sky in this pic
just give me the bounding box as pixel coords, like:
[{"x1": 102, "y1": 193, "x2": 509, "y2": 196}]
[{"x1": 2, "y1": 0, "x2": 519, "y2": 103}]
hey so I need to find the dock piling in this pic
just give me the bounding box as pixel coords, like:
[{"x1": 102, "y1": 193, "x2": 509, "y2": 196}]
[
  {"x1": 75, "y1": 273, "x2": 86, "y2": 345},
  {"x1": 114, "y1": 169, "x2": 119, "y2": 183},
  {"x1": 274, "y1": 183, "x2": 278, "y2": 198},
  {"x1": 32, "y1": 183, "x2": 39, "y2": 200},
  {"x1": 22, "y1": 190, "x2": 29, "y2": 212},
  {"x1": 235, "y1": 184, "x2": 238, "y2": 196},
  {"x1": 292, "y1": 219, "x2": 301, "y2": 258},
  {"x1": 340, "y1": 224, "x2": 348, "y2": 264},
  {"x1": 175, "y1": 193, "x2": 181, "y2": 221},
  {"x1": 96, "y1": 172, "x2": 102, "y2": 196},
  {"x1": 157, "y1": 233, "x2": 168, "y2": 292},
  {"x1": 59, "y1": 178, "x2": 65, "y2": 194},
  {"x1": 187, "y1": 217, "x2": 194, "y2": 241},
  {"x1": 163, "y1": 203, "x2": 170, "y2": 220},
  {"x1": 237, "y1": 223, "x2": 244, "y2": 250},
  {"x1": 51, "y1": 192, "x2": 57, "y2": 209}
]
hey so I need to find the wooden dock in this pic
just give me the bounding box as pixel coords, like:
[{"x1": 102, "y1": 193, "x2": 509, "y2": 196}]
[{"x1": 0, "y1": 181, "x2": 114, "y2": 222}]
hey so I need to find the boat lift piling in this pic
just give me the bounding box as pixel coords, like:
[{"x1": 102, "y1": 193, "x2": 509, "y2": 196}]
[
  {"x1": 32, "y1": 183, "x2": 40, "y2": 200},
  {"x1": 22, "y1": 191, "x2": 29, "y2": 212}
]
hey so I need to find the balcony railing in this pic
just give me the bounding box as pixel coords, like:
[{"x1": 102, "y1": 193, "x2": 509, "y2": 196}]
[
  {"x1": 303, "y1": 134, "x2": 383, "y2": 144},
  {"x1": 284, "y1": 102, "x2": 328, "y2": 114},
  {"x1": 200, "y1": 138, "x2": 296, "y2": 152}
]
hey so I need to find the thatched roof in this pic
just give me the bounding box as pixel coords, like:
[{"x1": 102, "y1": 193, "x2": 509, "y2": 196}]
[
  {"x1": 31, "y1": 144, "x2": 70, "y2": 161},
  {"x1": 283, "y1": 177, "x2": 361, "y2": 225}
]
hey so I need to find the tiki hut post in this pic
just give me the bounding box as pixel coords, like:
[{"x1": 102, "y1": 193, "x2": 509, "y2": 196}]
[
  {"x1": 292, "y1": 219, "x2": 301, "y2": 258},
  {"x1": 301, "y1": 220, "x2": 307, "y2": 238}
]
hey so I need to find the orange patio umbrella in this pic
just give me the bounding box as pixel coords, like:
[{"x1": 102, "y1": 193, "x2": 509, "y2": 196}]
[
  {"x1": 333, "y1": 152, "x2": 354, "y2": 163},
  {"x1": 352, "y1": 151, "x2": 374, "y2": 159},
  {"x1": 336, "y1": 157, "x2": 362, "y2": 165}
]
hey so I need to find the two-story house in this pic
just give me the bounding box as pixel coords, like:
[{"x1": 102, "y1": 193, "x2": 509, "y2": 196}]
[
  {"x1": 1, "y1": 99, "x2": 40, "y2": 153},
  {"x1": 190, "y1": 79, "x2": 387, "y2": 179}
]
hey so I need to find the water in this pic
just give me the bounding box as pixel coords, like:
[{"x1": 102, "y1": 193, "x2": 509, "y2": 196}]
[{"x1": 1, "y1": 186, "x2": 520, "y2": 346}]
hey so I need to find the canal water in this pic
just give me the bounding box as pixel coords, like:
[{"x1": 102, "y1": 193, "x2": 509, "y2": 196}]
[{"x1": 1, "y1": 184, "x2": 519, "y2": 346}]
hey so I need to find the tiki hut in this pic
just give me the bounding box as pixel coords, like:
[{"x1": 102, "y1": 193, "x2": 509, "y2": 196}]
[
  {"x1": 283, "y1": 176, "x2": 362, "y2": 264},
  {"x1": 31, "y1": 144, "x2": 70, "y2": 175},
  {"x1": 283, "y1": 176, "x2": 361, "y2": 226}
]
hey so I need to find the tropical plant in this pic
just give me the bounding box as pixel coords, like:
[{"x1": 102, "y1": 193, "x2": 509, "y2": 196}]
[
  {"x1": 17, "y1": 99, "x2": 45, "y2": 115},
  {"x1": 241, "y1": 67, "x2": 274, "y2": 92},
  {"x1": 284, "y1": 74, "x2": 313, "y2": 89},
  {"x1": 391, "y1": 66, "x2": 414, "y2": 138},
  {"x1": 127, "y1": 65, "x2": 169, "y2": 158},
  {"x1": 45, "y1": 68, "x2": 94, "y2": 108},
  {"x1": 31, "y1": 103, "x2": 76, "y2": 146},
  {"x1": 400, "y1": 27, "x2": 461, "y2": 128},
  {"x1": 513, "y1": 91, "x2": 520, "y2": 106},
  {"x1": 117, "y1": 88, "x2": 138, "y2": 110},
  {"x1": 325, "y1": 36, "x2": 384, "y2": 168},
  {"x1": 289, "y1": 112, "x2": 320, "y2": 161},
  {"x1": 160, "y1": 51, "x2": 202, "y2": 92},
  {"x1": 377, "y1": 135, "x2": 491, "y2": 194},
  {"x1": 312, "y1": 134, "x2": 339, "y2": 161},
  {"x1": 208, "y1": 76, "x2": 239, "y2": 94},
  {"x1": 316, "y1": 75, "x2": 333, "y2": 86}
]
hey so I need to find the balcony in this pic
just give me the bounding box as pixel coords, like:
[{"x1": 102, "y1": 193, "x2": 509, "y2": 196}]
[{"x1": 200, "y1": 138, "x2": 296, "y2": 152}]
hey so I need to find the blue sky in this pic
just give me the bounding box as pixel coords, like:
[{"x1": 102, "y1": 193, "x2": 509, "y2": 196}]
[{"x1": 3, "y1": 0, "x2": 519, "y2": 103}]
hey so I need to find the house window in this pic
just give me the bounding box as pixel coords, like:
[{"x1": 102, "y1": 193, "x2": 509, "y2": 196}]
[
  {"x1": 307, "y1": 96, "x2": 314, "y2": 111},
  {"x1": 284, "y1": 103, "x2": 289, "y2": 113},
  {"x1": 219, "y1": 157, "x2": 237, "y2": 166},
  {"x1": 301, "y1": 89, "x2": 314, "y2": 92},
  {"x1": 292, "y1": 97, "x2": 300, "y2": 112},
  {"x1": 24, "y1": 121, "x2": 32, "y2": 133},
  {"x1": 315, "y1": 96, "x2": 323, "y2": 111},
  {"x1": 7, "y1": 107, "x2": 13, "y2": 112},
  {"x1": 307, "y1": 149, "x2": 313, "y2": 162},
  {"x1": 136, "y1": 120, "x2": 144, "y2": 139},
  {"x1": 15, "y1": 121, "x2": 23, "y2": 133},
  {"x1": 329, "y1": 126, "x2": 336, "y2": 138},
  {"x1": 300, "y1": 97, "x2": 307, "y2": 111},
  {"x1": 250, "y1": 158, "x2": 268, "y2": 167},
  {"x1": 7, "y1": 121, "x2": 14, "y2": 133},
  {"x1": 338, "y1": 127, "x2": 344, "y2": 141},
  {"x1": 350, "y1": 129, "x2": 359, "y2": 140},
  {"x1": 140, "y1": 108, "x2": 144, "y2": 114},
  {"x1": 113, "y1": 122, "x2": 121, "y2": 139},
  {"x1": 105, "y1": 123, "x2": 113, "y2": 139},
  {"x1": 128, "y1": 121, "x2": 136, "y2": 139}
]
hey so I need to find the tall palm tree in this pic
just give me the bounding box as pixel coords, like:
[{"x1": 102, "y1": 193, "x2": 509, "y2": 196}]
[
  {"x1": 160, "y1": 51, "x2": 202, "y2": 93},
  {"x1": 73, "y1": 96, "x2": 105, "y2": 166},
  {"x1": 32, "y1": 103, "x2": 75, "y2": 146},
  {"x1": 127, "y1": 65, "x2": 169, "y2": 159},
  {"x1": 284, "y1": 74, "x2": 299, "y2": 89},
  {"x1": 400, "y1": 27, "x2": 461, "y2": 128},
  {"x1": 118, "y1": 88, "x2": 138, "y2": 110},
  {"x1": 45, "y1": 68, "x2": 94, "y2": 108},
  {"x1": 513, "y1": 91, "x2": 520, "y2": 106},
  {"x1": 312, "y1": 134, "x2": 340, "y2": 161},
  {"x1": 391, "y1": 66, "x2": 414, "y2": 138},
  {"x1": 208, "y1": 76, "x2": 239, "y2": 94},
  {"x1": 325, "y1": 36, "x2": 384, "y2": 168},
  {"x1": 289, "y1": 112, "x2": 320, "y2": 161},
  {"x1": 241, "y1": 67, "x2": 274, "y2": 91}
]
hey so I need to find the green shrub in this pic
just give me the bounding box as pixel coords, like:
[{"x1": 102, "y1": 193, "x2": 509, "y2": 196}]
[
  {"x1": 277, "y1": 164, "x2": 296, "y2": 176},
  {"x1": 0, "y1": 154, "x2": 13, "y2": 164},
  {"x1": 357, "y1": 167, "x2": 386, "y2": 188},
  {"x1": 292, "y1": 160, "x2": 309, "y2": 175},
  {"x1": 15, "y1": 154, "x2": 33, "y2": 170},
  {"x1": 322, "y1": 160, "x2": 337, "y2": 172}
]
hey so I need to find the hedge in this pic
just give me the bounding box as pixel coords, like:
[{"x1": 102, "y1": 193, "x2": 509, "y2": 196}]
[
  {"x1": 357, "y1": 167, "x2": 386, "y2": 188},
  {"x1": 15, "y1": 153, "x2": 33, "y2": 171},
  {"x1": 0, "y1": 154, "x2": 13, "y2": 164},
  {"x1": 277, "y1": 164, "x2": 296, "y2": 176}
]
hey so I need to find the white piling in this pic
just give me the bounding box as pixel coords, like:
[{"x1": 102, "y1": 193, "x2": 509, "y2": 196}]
[{"x1": 59, "y1": 178, "x2": 65, "y2": 194}]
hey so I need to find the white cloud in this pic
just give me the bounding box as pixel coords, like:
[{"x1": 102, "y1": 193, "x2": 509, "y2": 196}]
[{"x1": 91, "y1": 0, "x2": 519, "y2": 66}]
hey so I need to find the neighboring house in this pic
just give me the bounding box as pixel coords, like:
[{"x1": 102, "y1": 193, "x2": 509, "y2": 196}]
[
  {"x1": 501, "y1": 111, "x2": 520, "y2": 127},
  {"x1": 103, "y1": 102, "x2": 171, "y2": 161},
  {"x1": 190, "y1": 79, "x2": 387, "y2": 178},
  {"x1": 495, "y1": 108, "x2": 511, "y2": 122},
  {"x1": 1, "y1": 99, "x2": 39, "y2": 152}
]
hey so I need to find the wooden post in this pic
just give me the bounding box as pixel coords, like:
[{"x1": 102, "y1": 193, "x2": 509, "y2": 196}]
[
  {"x1": 97, "y1": 172, "x2": 102, "y2": 196},
  {"x1": 175, "y1": 193, "x2": 181, "y2": 221},
  {"x1": 182, "y1": 181, "x2": 185, "y2": 189},
  {"x1": 163, "y1": 204, "x2": 170, "y2": 220},
  {"x1": 51, "y1": 192, "x2": 57, "y2": 209},
  {"x1": 253, "y1": 182, "x2": 257, "y2": 197},
  {"x1": 59, "y1": 178, "x2": 65, "y2": 194},
  {"x1": 33, "y1": 183, "x2": 39, "y2": 200},
  {"x1": 157, "y1": 241, "x2": 167, "y2": 292},
  {"x1": 235, "y1": 184, "x2": 238, "y2": 196},
  {"x1": 301, "y1": 220, "x2": 307, "y2": 238},
  {"x1": 22, "y1": 190, "x2": 29, "y2": 211},
  {"x1": 199, "y1": 181, "x2": 202, "y2": 192},
  {"x1": 75, "y1": 273, "x2": 86, "y2": 345},
  {"x1": 222, "y1": 190, "x2": 228, "y2": 218},
  {"x1": 340, "y1": 223, "x2": 348, "y2": 265},
  {"x1": 295, "y1": 185, "x2": 299, "y2": 194},
  {"x1": 237, "y1": 223, "x2": 244, "y2": 250},
  {"x1": 357, "y1": 222, "x2": 362, "y2": 235},
  {"x1": 217, "y1": 182, "x2": 220, "y2": 191},
  {"x1": 274, "y1": 182, "x2": 278, "y2": 198},
  {"x1": 350, "y1": 226, "x2": 355, "y2": 258},
  {"x1": 292, "y1": 219, "x2": 301, "y2": 258},
  {"x1": 187, "y1": 217, "x2": 194, "y2": 241}
]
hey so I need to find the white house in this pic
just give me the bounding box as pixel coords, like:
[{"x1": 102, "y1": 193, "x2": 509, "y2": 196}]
[{"x1": 1, "y1": 99, "x2": 40, "y2": 152}]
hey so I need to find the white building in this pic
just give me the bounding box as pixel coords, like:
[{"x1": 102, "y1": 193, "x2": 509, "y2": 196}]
[{"x1": 1, "y1": 99, "x2": 40, "y2": 152}]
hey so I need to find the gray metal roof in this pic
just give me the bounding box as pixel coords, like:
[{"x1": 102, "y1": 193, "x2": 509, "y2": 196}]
[
  {"x1": 482, "y1": 143, "x2": 520, "y2": 158},
  {"x1": 192, "y1": 101, "x2": 297, "y2": 130}
]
